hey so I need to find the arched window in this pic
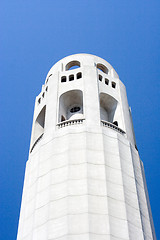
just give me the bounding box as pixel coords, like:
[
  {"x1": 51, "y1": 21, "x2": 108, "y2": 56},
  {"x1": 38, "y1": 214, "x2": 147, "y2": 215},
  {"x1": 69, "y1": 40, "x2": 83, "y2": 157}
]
[
  {"x1": 59, "y1": 90, "x2": 83, "y2": 122},
  {"x1": 65, "y1": 61, "x2": 80, "y2": 71},
  {"x1": 97, "y1": 63, "x2": 108, "y2": 74},
  {"x1": 99, "y1": 93, "x2": 117, "y2": 122}
]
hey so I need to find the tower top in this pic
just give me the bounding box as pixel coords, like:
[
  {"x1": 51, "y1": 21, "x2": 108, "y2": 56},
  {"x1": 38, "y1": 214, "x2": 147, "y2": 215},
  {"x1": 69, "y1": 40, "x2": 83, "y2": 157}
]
[
  {"x1": 45, "y1": 54, "x2": 119, "y2": 84},
  {"x1": 31, "y1": 53, "x2": 136, "y2": 154}
]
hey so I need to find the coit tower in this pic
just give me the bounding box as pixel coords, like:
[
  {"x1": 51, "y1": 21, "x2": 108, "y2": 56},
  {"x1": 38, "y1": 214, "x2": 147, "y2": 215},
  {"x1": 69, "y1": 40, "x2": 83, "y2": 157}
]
[{"x1": 17, "y1": 54, "x2": 156, "y2": 240}]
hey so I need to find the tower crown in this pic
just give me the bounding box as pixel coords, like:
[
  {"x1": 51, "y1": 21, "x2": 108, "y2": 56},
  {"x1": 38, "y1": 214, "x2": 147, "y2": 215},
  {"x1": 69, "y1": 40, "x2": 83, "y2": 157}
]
[{"x1": 30, "y1": 54, "x2": 135, "y2": 153}]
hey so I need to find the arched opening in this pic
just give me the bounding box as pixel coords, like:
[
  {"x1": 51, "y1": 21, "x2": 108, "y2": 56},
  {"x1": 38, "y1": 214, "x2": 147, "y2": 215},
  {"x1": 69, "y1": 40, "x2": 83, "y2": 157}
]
[
  {"x1": 97, "y1": 63, "x2": 108, "y2": 74},
  {"x1": 59, "y1": 90, "x2": 83, "y2": 122},
  {"x1": 32, "y1": 106, "x2": 46, "y2": 144},
  {"x1": 65, "y1": 61, "x2": 80, "y2": 71},
  {"x1": 99, "y1": 93, "x2": 117, "y2": 123}
]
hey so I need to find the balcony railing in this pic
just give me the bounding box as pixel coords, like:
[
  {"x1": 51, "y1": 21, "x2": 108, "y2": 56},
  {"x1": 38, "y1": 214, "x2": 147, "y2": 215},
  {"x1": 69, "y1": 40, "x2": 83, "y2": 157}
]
[
  {"x1": 30, "y1": 133, "x2": 44, "y2": 153},
  {"x1": 101, "y1": 120, "x2": 125, "y2": 135},
  {"x1": 57, "y1": 118, "x2": 85, "y2": 128}
]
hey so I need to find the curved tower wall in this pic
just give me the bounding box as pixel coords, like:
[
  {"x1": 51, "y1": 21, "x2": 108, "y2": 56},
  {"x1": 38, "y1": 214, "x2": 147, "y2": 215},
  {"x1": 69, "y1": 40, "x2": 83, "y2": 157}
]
[{"x1": 17, "y1": 54, "x2": 156, "y2": 240}]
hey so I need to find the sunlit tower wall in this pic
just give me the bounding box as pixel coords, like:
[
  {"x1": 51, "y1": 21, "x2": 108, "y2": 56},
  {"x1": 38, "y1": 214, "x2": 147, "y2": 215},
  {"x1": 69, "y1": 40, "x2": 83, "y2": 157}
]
[{"x1": 17, "y1": 54, "x2": 156, "y2": 240}]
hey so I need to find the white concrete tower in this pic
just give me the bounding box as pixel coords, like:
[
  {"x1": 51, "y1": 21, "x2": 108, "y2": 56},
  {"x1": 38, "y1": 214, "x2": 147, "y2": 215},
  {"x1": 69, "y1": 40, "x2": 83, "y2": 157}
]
[{"x1": 17, "y1": 54, "x2": 156, "y2": 240}]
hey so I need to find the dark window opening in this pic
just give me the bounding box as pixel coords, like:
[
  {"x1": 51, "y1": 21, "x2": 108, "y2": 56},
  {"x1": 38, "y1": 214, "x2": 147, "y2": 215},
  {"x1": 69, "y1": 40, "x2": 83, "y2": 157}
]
[
  {"x1": 105, "y1": 78, "x2": 109, "y2": 85},
  {"x1": 97, "y1": 63, "x2": 108, "y2": 74},
  {"x1": 70, "y1": 106, "x2": 80, "y2": 113},
  {"x1": 112, "y1": 82, "x2": 116, "y2": 88},
  {"x1": 42, "y1": 92, "x2": 45, "y2": 98},
  {"x1": 38, "y1": 98, "x2": 41, "y2": 104},
  {"x1": 46, "y1": 86, "x2": 48, "y2": 92},
  {"x1": 69, "y1": 75, "x2": 74, "y2": 81},
  {"x1": 77, "y1": 72, "x2": 82, "y2": 79},
  {"x1": 99, "y1": 75, "x2": 102, "y2": 81},
  {"x1": 113, "y1": 121, "x2": 118, "y2": 126},
  {"x1": 61, "y1": 76, "x2": 67, "y2": 82}
]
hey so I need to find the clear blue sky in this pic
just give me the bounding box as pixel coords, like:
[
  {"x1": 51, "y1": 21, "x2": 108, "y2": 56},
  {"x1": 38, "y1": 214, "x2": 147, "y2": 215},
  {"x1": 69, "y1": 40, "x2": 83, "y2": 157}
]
[{"x1": 0, "y1": 0, "x2": 160, "y2": 239}]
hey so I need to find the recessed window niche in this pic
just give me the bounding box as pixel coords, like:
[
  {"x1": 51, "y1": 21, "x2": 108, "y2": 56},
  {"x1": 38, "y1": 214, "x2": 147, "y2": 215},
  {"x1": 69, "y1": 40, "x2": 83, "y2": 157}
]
[
  {"x1": 99, "y1": 93, "x2": 117, "y2": 123},
  {"x1": 32, "y1": 105, "x2": 46, "y2": 144},
  {"x1": 59, "y1": 90, "x2": 83, "y2": 122}
]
